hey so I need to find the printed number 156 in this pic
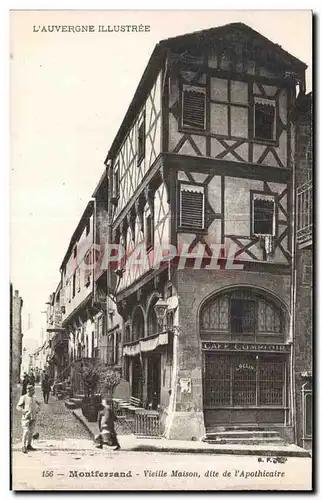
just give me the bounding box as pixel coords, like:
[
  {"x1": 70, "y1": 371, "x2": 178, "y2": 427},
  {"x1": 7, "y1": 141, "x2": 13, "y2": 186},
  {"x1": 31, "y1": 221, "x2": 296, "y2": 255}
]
[{"x1": 42, "y1": 470, "x2": 54, "y2": 477}]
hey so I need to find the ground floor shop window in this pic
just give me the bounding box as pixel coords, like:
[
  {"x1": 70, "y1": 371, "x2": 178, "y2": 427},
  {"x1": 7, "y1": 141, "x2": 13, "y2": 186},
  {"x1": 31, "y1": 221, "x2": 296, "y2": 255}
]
[{"x1": 204, "y1": 353, "x2": 286, "y2": 408}]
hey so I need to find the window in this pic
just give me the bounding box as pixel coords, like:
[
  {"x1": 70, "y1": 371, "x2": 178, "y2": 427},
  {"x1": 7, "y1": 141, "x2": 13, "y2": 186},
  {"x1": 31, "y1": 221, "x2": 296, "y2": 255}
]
[
  {"x1": 115, "y1": 332, "x2": 121, "y2": 365},
  {"x1": 97, "y1": 315, "x2": 106, "y2": 339},
  {"x1": 125, "y1": 324, "x2": 131, "y2": 343},
  {"x1": 201, "y1": 289, "x2": 283, "y2": 337},
  {"x1": 124, "y1": 357, "x2": 130, "y2": 381},
  {"x1": 230, "y1": 298, "x2": 256, "y2": 334},
  {"x1": 254, "y1": 97, "x2": 276, "y2": 142},
  {"x1": 204, "y1": 354, "x2": 285, "y2": 408},
  {"x1": 112, "y1": 165, "x2": 119, "y2": 200},
  {"x1": 146, "y1": 214, "x2": 153, "y2": 249},
  {"x1": 72, "y1": 273, "x2": 76, "y2": 298},
  {"x1": 138, "y1": 115, "x2": 145, "y2": 164},
  {"x1": 252, "y1": 193, "x2": 276, "y2": 236},
  {"x1": 86, "y1": 219, "x2": 90, "y2": 236},
  {"x1": 182, "y1": 85, "x2": 206, "y2": 130},
  {"x1": 180, "y1": 184, "x2": 205, "y2": 230},
  {"x1": 302, "y1": 264, "x2": 312, "y2": 286},
  {"x1": 76, "y1": 268, "x2": 81, "y2": 292},
  {"x1": 107, "y1": 335, "x2": 115, "y2": 365}
]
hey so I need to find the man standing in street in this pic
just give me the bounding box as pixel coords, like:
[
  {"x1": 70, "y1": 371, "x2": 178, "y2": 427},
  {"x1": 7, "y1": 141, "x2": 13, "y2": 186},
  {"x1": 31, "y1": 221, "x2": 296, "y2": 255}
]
[
  {"x1": 41, "y1": 374, "x2": 51, "y2": 404},
  {"x1": 21, "y1": 373, "x2": 29, "y2": 395},
  {"x1": 29, "y1": 371, "x2": 35, "y2": 387},
  {"x1": 16, "y1": 384, "x2": 41, "y2": 453}
]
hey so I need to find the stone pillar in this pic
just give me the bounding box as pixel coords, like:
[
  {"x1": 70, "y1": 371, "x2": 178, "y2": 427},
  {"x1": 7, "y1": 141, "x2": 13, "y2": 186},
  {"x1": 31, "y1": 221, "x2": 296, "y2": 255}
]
[{"x1": 164, "y1": 282, "x2": 205, "y2": 441}]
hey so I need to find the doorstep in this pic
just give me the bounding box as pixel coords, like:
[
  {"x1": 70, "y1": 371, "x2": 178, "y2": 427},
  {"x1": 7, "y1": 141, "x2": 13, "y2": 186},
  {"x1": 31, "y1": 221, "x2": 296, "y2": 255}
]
[{"x1": 72, "y1": 409, "x2": 311, "y2": 458}]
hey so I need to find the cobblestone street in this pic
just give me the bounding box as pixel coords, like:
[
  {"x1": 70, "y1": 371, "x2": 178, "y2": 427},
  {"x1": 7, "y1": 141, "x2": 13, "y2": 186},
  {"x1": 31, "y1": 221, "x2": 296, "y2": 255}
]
[
  {"x1": 11, "y1": 385, "x2": 91, "y2": 445},
  {"x1": 11, "y1": 385, "x2": 312, "y2": 491}
]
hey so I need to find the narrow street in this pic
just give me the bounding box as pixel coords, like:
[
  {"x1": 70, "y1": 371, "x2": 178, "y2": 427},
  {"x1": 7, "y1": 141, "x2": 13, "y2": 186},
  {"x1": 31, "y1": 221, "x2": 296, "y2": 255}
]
[
  {"x1": 11, "y1": 385, "x2": 90, "y2": 445},
  {"x1": 11, "y1": 385, "x2": 312, "y2": 491}
]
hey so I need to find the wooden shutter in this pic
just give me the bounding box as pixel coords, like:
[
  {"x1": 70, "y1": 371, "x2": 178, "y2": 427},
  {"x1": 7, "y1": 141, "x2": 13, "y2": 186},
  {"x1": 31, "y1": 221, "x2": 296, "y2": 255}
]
[
  {"x1": 138, "y1": 116, "x2": 145, "y2": 163},
  {"x1": 146, "y1": 214, "x2": 153, "y2": 248},
  {"x1": 182, "y1": 87, "x2": 206, "y2": 129},
  {"x1": 180, "y1": 184, "x2": 204, "y2": 229}
]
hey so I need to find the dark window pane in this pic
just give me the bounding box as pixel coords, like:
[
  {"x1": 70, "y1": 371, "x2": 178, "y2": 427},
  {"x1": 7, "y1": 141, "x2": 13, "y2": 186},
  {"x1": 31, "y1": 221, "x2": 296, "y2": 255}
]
[
  {"x1": 138, "y1": 120, "x2": 145, "y2": 163},
  {"x1": 254, "y1": 102, "x2": 275, "y2": 141},
  {"x1": 231, "y1": 298, "x2": 256, "y2": 333},
  {"x1": 253, "y1": 199, "x2": 274, "y2": 235},
  {"x1": 305, "y1": 393, "x2": 312, "y2": 436},
  {"x1": 146, "y1": 214, "x2": 153, "y2": 248}
]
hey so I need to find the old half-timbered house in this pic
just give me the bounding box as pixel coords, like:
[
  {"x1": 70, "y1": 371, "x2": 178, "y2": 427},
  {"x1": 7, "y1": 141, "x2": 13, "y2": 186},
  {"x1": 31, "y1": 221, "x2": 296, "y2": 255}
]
[
  {"x1": 92, "y1": 171, "x2": 125, "y2": 383},
  {"x1": 105, "y1": 23, "x2": 308, "y2": 442},
  {"x1": 59, "y1": 201, "x2": 98, "y2": 392}
]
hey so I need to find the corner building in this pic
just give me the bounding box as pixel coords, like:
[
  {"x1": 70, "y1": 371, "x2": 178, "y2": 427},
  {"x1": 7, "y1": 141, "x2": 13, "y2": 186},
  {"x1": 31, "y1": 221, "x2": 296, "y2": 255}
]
[{"x1": 105, "y1": 23, "x2": 308, "y2": 442}]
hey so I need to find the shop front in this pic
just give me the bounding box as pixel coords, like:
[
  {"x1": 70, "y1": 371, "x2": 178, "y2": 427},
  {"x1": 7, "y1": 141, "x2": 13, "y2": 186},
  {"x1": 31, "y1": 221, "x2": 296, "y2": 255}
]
[{"x1": 200, "y1": 287, "x2": 291, "y2": 430}]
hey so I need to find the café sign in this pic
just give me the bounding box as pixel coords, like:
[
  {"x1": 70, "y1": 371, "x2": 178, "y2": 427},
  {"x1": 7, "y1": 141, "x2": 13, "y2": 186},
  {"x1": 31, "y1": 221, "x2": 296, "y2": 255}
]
[{"x1": 202, "y1": 342, "x2": 290, "y2": 353}]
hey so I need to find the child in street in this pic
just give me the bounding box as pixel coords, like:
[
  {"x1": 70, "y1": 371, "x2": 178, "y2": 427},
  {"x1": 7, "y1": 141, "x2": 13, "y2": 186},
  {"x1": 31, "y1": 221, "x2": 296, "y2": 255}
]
[{"x1": 94, "y1": 401, "x2": 121, "y2": 451}]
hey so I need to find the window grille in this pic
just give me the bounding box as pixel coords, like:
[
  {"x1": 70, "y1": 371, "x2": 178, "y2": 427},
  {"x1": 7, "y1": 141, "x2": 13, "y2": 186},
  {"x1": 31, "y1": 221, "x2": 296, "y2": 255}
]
[
  {"x1": 200, "y1": 289, "x2": 283, "y2": 337},
  {"x1": 204, "y1": 354, "x2": 231, "y2": 406},
  {"x1": 232, "y1": 356, "x2": 257, "y2": 405},
  {"x1": 204, "y1": 354, "x2": 286, "y2": 408},
  {"x1": 230, "y1": 298, "x2": 256, "y2": 334},
  {"x1": 259, "y1": 359, "x2": 284, "y2": 405}
]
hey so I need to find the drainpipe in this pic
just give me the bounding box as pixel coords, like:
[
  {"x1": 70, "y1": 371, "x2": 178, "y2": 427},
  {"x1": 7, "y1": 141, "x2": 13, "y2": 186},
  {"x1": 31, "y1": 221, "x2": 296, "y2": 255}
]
[{"x1": 289, "y1": 111, "x2": 298, "y2": 440}]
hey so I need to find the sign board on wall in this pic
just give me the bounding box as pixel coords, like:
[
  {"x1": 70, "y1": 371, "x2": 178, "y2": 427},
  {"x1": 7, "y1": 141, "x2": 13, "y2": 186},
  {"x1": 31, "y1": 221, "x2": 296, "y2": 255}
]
[
  {"x1": 202, "y1": 342, "x2": 291, "y2": 353},
  {"x1": 179, "y1": 378, "x2": 192, "y2": 393}
]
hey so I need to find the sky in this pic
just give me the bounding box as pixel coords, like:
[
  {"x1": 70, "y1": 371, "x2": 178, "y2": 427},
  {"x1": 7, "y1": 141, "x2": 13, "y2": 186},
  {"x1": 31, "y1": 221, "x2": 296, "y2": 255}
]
[{"x1": 10, "y1": 10, "x2": 312, "y2": 348}]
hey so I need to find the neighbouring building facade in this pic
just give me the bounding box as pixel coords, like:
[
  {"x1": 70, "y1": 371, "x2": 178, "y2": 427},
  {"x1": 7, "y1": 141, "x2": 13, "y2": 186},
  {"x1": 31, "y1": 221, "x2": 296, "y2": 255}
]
[
  {"x1": 103, "y1": 23, "x2": 309, "y2": 442},
  {"x1": 293, "y1": 92, "x2": 312, "y2": 450},
  {"x1": 46, "y1": 187, "x2": 127, "y2": 397},
  {"x1": 11, "y1": 285, "x2": 23, "y2": 385}
]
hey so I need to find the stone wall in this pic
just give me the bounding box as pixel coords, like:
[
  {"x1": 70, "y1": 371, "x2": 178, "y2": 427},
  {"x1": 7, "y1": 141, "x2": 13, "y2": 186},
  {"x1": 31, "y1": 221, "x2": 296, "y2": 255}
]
[{"x1": 11, "y1": 289, "x2": 23, "y2": 384}]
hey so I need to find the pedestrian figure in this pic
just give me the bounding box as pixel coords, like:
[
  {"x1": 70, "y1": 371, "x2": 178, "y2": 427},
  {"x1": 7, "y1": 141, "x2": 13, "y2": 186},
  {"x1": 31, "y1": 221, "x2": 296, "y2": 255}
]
[
  {"x1": 94, "y1": 401, "x2": 121, "y2": 451},
  {"x1": 16, "y1": 384, "x2": 41, "y2": 454},
  {"x1": 29, "y1": 372, "x2": 35, "y2": 387},
  {"x1": 41, "y1": 374, "x2": 51, "y2": 404},
  {"x1": 21, "y1": 373, "x2": 29, "y2": 396}
]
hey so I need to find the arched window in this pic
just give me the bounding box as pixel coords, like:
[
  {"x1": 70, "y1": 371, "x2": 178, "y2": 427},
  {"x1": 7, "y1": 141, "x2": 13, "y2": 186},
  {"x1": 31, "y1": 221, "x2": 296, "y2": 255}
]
[
  {"x1": 132, "y1": 308, "x2": 145, "y2": 341},
  {"x1": 200, "y1": 288, "x2": 284, "y2": 337}
]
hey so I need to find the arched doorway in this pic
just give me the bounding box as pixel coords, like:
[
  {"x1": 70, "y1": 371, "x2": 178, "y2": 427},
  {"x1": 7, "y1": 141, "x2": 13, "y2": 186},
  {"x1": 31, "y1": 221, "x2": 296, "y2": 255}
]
[{"x1": 199, "y1": 287, "x2": 289, "y2": 429}]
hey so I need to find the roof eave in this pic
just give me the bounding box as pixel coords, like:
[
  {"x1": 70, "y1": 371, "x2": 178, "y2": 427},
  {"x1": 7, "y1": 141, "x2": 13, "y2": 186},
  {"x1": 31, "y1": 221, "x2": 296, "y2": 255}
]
[{"x1": 59, "y1": 200, "x2": 94, "y2": 271}]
